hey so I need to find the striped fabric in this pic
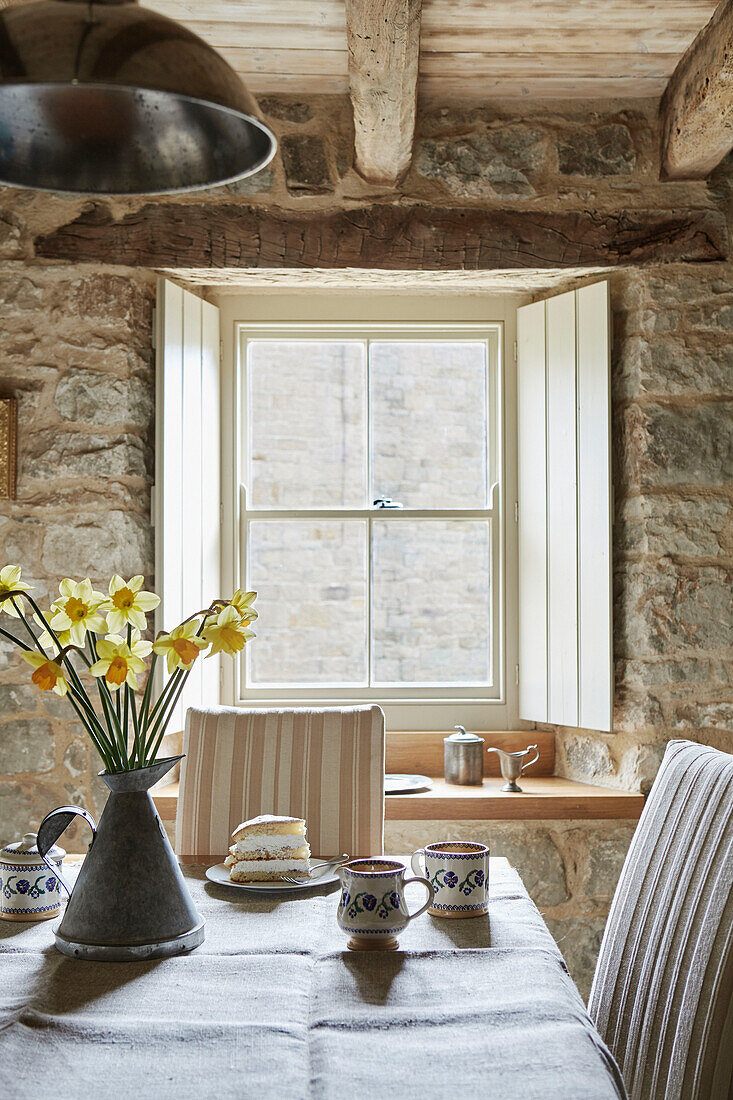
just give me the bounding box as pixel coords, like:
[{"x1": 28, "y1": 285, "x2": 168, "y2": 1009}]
[
  {"x1": 176, "y1": 705, "x2": 385, "y2": 862},
  {"x1": 588, "y1": 740, "x2": 733, "y2": 1100}
]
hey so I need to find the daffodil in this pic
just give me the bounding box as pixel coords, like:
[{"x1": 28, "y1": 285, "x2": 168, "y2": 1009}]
[
  {"x1": 203, "y1": 605, "x2": 255, "y2": 657},
  {"x1": 22, "y1": 651, "x2": 69, "y2": 696},
  {"x1": 229, "y1": 589, "x2": 258, "y2": 623},
  {"x1": 49, "y1": 578, "x2": 107, "y2": 646},
  {"x1": 89, "y1": 629, "x2": 153, "y2": 691},
  {"x1": 103, "y1": 575, "x2": 160, "y2": 634},
  {"x1": 153, "y1": 621, "x2": 209, "y2": 674},
  {"x1": 0, "y1": 565, "x2": 34, "y2": 618}
]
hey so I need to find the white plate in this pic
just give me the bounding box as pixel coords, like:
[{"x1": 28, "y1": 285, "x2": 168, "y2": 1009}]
[
  {"x1": 205, "y1": 862, "x2": 341, "y2": 893},
  {"x1": 385, "y1": 773, "x2": 434, "y2": 795}
]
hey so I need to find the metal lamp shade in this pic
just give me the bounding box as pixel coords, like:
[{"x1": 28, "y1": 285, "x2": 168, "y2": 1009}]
[{"x1": 0, "y1": 0, "x2": 276, "y2": 194}]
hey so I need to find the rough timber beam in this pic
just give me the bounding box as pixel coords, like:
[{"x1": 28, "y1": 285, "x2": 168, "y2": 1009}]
[
  {"x1": 346, "y1": 0, "x2": 422, "y2": 186},
  {"x1": 34, "y1": 203, "x2": 728, "y2": 270},
  {"x1": 660, "y1": 0, "x2": 733, "y2": 180}
]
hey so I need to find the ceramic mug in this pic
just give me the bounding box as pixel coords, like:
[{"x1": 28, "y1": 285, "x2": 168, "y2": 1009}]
[
  {"x1": 337, "y1": 858, "x2": 432, "y2": 950},
  {"x1": 411, "y1": 841, "x2": 490, "y2": 918}
]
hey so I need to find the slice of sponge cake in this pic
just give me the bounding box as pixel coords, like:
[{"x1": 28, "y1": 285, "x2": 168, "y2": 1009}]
[{"x1": 224, "y1": 814, "x2": 311, "y2": 882}]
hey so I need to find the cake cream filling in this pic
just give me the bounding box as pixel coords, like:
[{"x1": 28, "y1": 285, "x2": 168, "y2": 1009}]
[
  {"x1": 230, "y1": 858, "x2": 310, "y2": 875},
  {"x1": 233, "y1": 834, "x2": 308, "y2": 856}
]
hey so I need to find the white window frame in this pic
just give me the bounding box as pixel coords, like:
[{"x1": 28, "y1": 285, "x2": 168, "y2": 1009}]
[{"x1": 217, "y1": 294, "x2": 519, "y2": 732}]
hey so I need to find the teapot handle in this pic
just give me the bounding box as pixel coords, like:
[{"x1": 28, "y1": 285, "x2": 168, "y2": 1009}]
[
  {"x1": 520, "y1": 745, "x2": 540, "y2": 775},
  {"x1": 37, "y1": 805, "x2": 96, "y2": 897}
]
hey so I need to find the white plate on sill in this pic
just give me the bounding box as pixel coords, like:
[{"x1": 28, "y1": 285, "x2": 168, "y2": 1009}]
[
  {"x1": 205, "y1": 863, "x2": 341, "y2": 893},
  {"x1": 385, "y1": 774, "x2": 434, "y2": 795}
]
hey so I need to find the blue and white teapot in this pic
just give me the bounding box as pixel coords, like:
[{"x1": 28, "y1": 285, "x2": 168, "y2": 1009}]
[{"x1": 0, "y1": 831, "x2": 65, "y2": 922}]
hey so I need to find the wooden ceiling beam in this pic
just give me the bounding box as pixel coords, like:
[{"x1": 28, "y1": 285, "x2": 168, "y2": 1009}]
[
  {"x1": 660, "y1": 0, "x2": 733, "y2": 179},
  {"x1": 345, "y1": 0, "x2": 422, "y2": 186},
  {"x1": 35, "y1": 203, "x2": 727, "y2": 270}
]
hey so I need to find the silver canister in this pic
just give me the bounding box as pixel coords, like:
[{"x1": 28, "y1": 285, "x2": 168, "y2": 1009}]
[{"x1": 444, "y1": 727, "x2": 485, "y2": 786}]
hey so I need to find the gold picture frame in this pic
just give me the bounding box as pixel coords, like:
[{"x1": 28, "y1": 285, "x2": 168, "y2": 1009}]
[{"x1": 0, "y1": 397, "x2": 17, "y2": 499}]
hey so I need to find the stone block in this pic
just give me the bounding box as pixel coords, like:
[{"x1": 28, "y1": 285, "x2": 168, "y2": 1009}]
[
  {"x1": 54, "y1": 369, "x2": 154, "y2": 429},
  {"x1": 0, "y1": 683, "x2": 38, "y2": 716},
  {"x1": 0, "y1": 779, "x2": 57, "y2": 842},
  {"x1": 259, "y1": 97, "x2": 313, "y2": 124},
  {"x1": 584, "y1": 828, "x2": 635, "y2": 904},
  {"x1": 544, "y1": 915, "x2": 607, "y2": 1001},
  {"x1": 642, "y1": 404, "x2": 733, "y2": 488},
  {"x1": 41, "y1": 509, "x2": 153, "y2": 579},
  {"x1": 562, "y1": 733, "x2": 615, "y2": 783},
  {"x1": 280, "y1": 135, "x2": 333, "y2": 194},
  {"x1": 618, "y1": 495, "x2": 729, "y2": 558},
  {"x1": 23, "y1": 430, "x2": 148, "y2": 481},
  {"x1": 416, "y1": 127, "x2": 547, "y2": 198},
  {"x1": 615, "y1": 336, "x2": 733, "y2": 399},
  {"x1": 489, "y1": 824, "x2": 569, "y2": 907},
  {"x1": 557, "y1": 124, "x2": 635, "y2": 177},
  {"x1": 63, "y1": 739, "x2": 87, "y2": 778},
  {"x1": 0, "y1": 718, "x2": 54, "y2": 773},
  {"x1": 617, "y1": 742, "x2": 667, "y2": 795},
  {"x1": 224, "y1": 168, "x2": 275, "y2": 197},
  {"x1": 615, "y1": 561, "x2": 733, "y2": 656}
]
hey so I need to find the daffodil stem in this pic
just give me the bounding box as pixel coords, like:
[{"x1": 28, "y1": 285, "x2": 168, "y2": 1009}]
[
  {"x1": 139, "y1": 652, "x2": 157, "y2": 733},
  {"x1": 65, "y1": 691, "x2": 116, "y2": 773},
  {"x1": 143, "y1": 667, "x2": 185, "y2": 760},
  {"x1": 11, "y1": 600, "x2": 49, "y2": 657},
  {"x1": 144, "y1": 667, "x2": 190, "y2": 765},
  {"x1": 0, "y1": 626, "x2": 31, "y2": 651},
  {"x1": 88, "y1": 633, "x2": 128, "y2": 769}
]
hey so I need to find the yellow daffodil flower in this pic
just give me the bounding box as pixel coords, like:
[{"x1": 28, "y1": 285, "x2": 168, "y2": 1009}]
[
  {"x1": 89, "y1": 629, "x2": 153, "y2": 691},
  {"x1": 203, "y1": 605, "x2": 255, "y2": 658},
  {"x1": 49, "y1": 578, "x2": 107, "y2": 646},
  {"x1": 22, "y1": 651, "x2": 69, "y2": 696},
  {"x1": 153, "y1": 621, "x2": 208, "y2": 674},
  {"x1": 229, "y1": 589, "x2": 258, "y2": 623},
  {"x1": 103, "y1": 575, "x2": 160, "y2": 634},
  {"x1": 0, "y1": 565, "x2": 34, "y2": 618}
]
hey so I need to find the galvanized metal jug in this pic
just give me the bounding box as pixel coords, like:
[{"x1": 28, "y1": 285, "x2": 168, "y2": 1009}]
[{"x1": 36, "y1": 755, "x2": 204, "y2": 961}]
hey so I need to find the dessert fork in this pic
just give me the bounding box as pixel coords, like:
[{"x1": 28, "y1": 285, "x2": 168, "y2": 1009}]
[{"x1": 281, "y1": 854, "x2": 348, "y2": 885}]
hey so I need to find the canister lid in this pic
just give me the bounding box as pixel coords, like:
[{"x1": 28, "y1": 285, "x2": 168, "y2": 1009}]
[
  {"x1": 1, "y1": 831, "x2": 64, "y2": 865},
  {"x1": 444, "y1": 725, "x2": 485, "y2": 744}
]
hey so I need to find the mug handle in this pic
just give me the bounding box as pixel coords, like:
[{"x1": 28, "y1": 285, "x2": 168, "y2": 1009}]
[
  {"x1": 403, "y1": 876, "x2": 433, "y2": 922},
  {"x1": 410, "y1": 849, "x2": 425, "y2": 877}
]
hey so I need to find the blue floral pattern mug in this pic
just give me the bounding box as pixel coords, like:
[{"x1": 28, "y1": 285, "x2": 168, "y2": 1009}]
[
  {"x1": 337, "y1": 858, "x2": 432, "y2": 950},
  {"x1": 411, "y1": 841, "x2": 489, "y2": 918}
]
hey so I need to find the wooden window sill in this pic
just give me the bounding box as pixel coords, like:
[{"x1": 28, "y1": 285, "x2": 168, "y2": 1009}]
[{"x1": 153, "y1": 776, "x2": 643, "y2": 824}]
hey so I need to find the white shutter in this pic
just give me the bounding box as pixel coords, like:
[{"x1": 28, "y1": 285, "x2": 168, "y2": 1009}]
[
  {"x1": 155, "y1": 279, "x2": 221, "y2": 730},
  {"x1": 517, "y1": 280, "x2": 612, "y2": 731}
]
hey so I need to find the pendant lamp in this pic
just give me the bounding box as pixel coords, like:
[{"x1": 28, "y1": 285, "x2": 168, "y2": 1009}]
[{"x1": 0, "y1": 0, "x2": 276, "y2": 194}]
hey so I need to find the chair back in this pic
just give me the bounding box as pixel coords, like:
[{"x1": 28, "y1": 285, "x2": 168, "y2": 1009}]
[
  {"x1": 588, "y1": 740, "x2": 733, "y2": 1100},
  {"x1": 176, "y1": 705, "x2": 385, "y2": 862}
]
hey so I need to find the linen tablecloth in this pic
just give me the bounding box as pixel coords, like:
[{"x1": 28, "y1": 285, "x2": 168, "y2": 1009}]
[{"x1": 0, "y1": 857, "x2": 625, "y2": 1099}]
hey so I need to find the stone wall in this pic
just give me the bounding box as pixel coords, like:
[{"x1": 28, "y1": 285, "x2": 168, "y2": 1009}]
[
  {"x1": 552, "y1": 261, "x2": 733, "y2": 791},
  {"x1": 0, "y1": 266, "x2": 156, "y2": 844}
]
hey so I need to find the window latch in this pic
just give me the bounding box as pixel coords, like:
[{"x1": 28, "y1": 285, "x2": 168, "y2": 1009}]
[{"x1": 372, "y1": 497, "x2": 404, "y2": 509}]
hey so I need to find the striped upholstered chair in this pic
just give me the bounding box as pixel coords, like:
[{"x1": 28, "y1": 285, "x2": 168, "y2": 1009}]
[
  {"x1": 176, "y1": 705, "x2": 385, "y2": 863},
  {"x1": 588, "y1": 740, "x2": 733, "y2": 1100}
]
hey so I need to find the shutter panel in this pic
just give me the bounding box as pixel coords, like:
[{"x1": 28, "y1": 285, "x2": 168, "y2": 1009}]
[
  {"x1": 155, "y1": 279, "x2": 221, "y2": 731},
  {"x1": 517, "y1": 280, "x2": 612, "y2": 731}
]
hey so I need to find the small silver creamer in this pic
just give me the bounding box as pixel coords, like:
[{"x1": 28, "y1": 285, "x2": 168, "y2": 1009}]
[{"x1": 444, "y1": 726, "x2": 485, "y2": 786}]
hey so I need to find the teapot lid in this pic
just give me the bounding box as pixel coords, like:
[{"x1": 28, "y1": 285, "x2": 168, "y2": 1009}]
[
  {"x1": 444, "y1": 725, "x2": 484, "y2": 744},
  {"x1": 1, "y1": 831, "x2": 65, "y2": 865}
]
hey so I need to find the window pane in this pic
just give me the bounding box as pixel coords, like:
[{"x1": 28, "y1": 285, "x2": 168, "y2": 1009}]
[
  {"x1": 247, "y1": 520, "x2": 367, "y2": 685},
  {"x1": 370, "y1": 341, "x2": 488, "y2": 509},
  {"x1": 371, "y1": 520, "x2": 491, "y2": 685},
  {"x1": 247, "y1": 340, "x2": 366, "y2": 507}
]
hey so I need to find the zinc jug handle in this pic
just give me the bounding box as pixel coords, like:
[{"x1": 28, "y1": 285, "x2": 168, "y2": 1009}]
[
  {"x1": 520, "y1": 744, "x2": 540, "y2": 775},
  {"x1": 37, "y1": 805, "x2": 96, "y2": 897}
]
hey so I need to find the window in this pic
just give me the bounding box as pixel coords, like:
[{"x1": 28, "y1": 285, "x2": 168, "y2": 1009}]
[{"x1": 235, "y1": 322, "x2": 503, "y2": 710}]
